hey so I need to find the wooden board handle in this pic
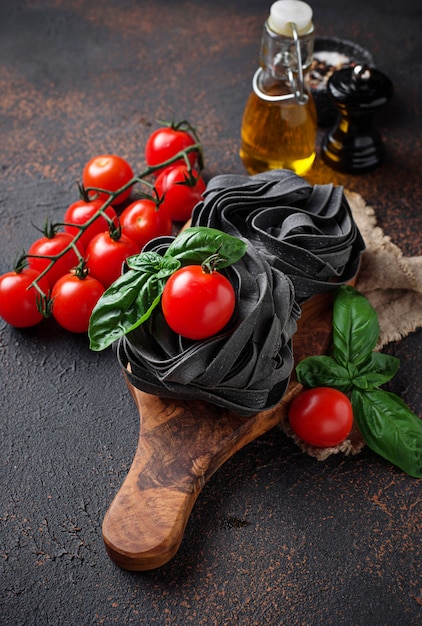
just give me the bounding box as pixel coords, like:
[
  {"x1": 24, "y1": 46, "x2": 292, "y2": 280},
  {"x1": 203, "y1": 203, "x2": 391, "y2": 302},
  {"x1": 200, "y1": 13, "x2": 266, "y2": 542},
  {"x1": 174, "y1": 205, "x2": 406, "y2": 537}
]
[{"x1": 102, "y1": 292, "x2": 333, "y2": 570}]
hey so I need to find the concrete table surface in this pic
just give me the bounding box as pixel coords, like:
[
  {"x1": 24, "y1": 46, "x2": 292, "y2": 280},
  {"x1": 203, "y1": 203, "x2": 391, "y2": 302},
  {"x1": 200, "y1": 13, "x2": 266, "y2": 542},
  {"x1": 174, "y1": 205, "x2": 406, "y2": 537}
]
[{"x1": 1, "y1": 1, "x2": 421, "y2": 624}]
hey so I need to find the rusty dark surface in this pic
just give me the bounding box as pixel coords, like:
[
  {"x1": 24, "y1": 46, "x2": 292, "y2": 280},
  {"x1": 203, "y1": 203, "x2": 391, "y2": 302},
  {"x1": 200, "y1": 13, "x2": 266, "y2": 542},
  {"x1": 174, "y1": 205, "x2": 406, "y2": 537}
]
[{"x1": 1, "y1": 1, "x2": 421, "y2": 624}]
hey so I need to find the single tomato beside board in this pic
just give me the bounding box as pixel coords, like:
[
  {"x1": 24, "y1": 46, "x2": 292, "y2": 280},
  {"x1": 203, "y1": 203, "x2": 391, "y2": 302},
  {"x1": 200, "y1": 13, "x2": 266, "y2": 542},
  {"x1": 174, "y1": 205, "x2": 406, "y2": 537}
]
[
  {"x1": 161, "y1": 264, "x2": 235, "y2": 340},
  {"x1": 288, "y1": 387, "x2": 353, "y2": 448}
]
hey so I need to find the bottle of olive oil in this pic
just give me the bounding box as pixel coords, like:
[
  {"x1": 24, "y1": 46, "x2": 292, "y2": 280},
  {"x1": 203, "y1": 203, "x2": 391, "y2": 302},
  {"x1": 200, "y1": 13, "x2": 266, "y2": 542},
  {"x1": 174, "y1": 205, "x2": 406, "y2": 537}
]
[{"x1": 240, "y1": 0, "x2": 317, "y2": 176}]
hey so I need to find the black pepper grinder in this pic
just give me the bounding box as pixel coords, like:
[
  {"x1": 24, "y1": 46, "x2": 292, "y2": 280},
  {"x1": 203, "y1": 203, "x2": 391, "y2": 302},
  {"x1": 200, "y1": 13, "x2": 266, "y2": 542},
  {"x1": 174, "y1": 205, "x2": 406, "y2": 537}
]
[{"x1": 321, "y1": 64, "x2": 394, "y2": 174}]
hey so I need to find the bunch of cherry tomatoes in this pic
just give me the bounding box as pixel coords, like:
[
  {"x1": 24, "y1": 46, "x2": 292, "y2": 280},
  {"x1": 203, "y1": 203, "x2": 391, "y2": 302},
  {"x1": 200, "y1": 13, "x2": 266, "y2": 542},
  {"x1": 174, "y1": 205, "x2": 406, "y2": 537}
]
[{"x1": 0, "y1": 121, "x2": 205, "y2": 334}]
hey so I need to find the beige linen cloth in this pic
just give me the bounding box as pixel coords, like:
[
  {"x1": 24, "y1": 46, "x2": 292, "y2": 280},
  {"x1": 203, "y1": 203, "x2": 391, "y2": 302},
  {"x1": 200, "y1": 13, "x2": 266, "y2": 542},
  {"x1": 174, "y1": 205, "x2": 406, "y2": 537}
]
[{"x1": 281, "y1": 190, "x2": 422, "y2": 459}]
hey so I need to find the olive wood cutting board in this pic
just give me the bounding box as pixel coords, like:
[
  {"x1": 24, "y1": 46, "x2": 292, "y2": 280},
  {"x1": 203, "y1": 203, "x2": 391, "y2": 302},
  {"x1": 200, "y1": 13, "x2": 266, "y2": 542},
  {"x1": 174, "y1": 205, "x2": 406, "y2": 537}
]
[{"x1": 102, "y1": 291, "x2": 333, "y2": 571}]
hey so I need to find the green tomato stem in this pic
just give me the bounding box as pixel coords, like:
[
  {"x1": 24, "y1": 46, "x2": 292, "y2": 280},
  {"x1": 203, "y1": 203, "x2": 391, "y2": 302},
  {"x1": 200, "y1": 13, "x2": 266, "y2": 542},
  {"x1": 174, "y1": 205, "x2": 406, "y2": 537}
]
[{"x1": 201, "y1": 246, "x2": 226, "y2": 274}]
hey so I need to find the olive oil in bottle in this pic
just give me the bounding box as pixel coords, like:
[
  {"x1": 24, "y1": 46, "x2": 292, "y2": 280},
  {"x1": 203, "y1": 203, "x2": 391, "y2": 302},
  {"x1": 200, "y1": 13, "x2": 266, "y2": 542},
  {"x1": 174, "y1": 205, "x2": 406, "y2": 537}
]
[{"x1": 240, "y1": 0, "x2": 317, "y2": 176}]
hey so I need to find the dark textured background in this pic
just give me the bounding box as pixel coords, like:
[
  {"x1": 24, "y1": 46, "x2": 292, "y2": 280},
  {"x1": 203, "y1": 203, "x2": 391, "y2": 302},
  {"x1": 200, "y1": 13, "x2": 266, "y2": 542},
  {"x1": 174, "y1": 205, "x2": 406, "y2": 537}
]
[{"x1": 1, "y1": 1, "x2": 421, "y2": 624}]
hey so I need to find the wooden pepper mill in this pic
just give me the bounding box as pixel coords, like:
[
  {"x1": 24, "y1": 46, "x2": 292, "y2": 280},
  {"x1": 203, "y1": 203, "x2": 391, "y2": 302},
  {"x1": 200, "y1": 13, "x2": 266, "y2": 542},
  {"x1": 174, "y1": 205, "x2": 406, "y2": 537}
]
[{"x1": 321, "y1": 64, "x2": 394, "y2": 173}]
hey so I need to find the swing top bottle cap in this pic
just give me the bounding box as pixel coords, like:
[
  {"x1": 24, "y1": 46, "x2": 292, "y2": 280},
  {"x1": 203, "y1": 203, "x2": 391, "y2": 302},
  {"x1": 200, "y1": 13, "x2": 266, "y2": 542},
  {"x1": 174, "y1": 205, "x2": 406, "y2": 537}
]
[{"x1": 268, "y1": 0, "x2": 313, "y2": 37}]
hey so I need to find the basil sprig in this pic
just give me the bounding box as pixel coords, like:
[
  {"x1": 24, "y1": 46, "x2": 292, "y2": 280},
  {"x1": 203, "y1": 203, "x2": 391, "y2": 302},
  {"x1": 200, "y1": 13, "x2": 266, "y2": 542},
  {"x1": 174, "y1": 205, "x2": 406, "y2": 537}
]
[
  {"x1": 296, "y1": 285, "x2": 422, "y2": 478},
  {"x1": 88, "y1": 227, "x2": 247, "y2": 352}
]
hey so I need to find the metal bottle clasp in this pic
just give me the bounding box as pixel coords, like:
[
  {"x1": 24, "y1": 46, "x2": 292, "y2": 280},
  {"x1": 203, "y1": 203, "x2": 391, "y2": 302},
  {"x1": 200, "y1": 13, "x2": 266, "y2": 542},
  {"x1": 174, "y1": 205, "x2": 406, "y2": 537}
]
[{"x1": 252, "y1": 22, "x2": 309, "y2": 105}]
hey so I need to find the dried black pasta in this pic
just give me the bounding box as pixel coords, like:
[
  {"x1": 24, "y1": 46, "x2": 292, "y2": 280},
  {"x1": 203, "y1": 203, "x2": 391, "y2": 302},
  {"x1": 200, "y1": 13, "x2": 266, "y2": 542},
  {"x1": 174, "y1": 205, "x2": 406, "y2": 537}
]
[
  {"x1": 118, "y1": 169, "x2": 365, "y2": 416},
  {"x1": 192, "y1": 169, "x2": 365, "y2": 302},
  {"x1": 118, "y1": 235, "x2": 299, "y2": 416}
]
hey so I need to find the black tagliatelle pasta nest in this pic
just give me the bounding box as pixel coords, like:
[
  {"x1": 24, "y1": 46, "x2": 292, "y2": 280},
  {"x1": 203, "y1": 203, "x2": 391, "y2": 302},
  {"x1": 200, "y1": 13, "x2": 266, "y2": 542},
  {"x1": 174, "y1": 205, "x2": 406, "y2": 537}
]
[
  {"x1": 118, "y1": 236, "x2": 299, "y2": 416},
  {"x1": 191, "y1": 170, "x2": 365, "y2": 303},
  {"x1": 118, "y1": 169, "x2": 365, "y2": 416}
]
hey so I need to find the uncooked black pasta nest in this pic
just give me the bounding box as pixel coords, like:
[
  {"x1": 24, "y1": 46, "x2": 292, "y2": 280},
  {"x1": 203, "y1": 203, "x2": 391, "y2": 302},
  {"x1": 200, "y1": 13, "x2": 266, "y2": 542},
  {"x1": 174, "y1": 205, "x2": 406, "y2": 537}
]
[
  {"x1": 118, "y1": 169, "x2": 365, "y2": 416},
  {"x1": 192, "y1": 170, "x2": 364, "y2": 303}
]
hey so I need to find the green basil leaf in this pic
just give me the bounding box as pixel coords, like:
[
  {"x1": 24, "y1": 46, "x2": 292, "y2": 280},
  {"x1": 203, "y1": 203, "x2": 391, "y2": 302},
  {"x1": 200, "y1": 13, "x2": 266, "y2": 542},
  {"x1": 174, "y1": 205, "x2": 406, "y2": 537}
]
[
  {"x1": 332, "y1": 285, "x2": 380, "y2": 368},
  {"x1": 88, "y1": 252, "x2": 175, "y2": 351},
  {"x1": 165, "y1": 226, "x2": 247, "y2": 267},
  {"x1": 126, "y1": 250, "x2": 180, "y2": 276},
  {"x1": 352, "y1": 352, "x2": 400, "y2": 389},
  {"x1": 133, "y1": 274, "x2": 167, "y2": 326},
  {"x1": 351, "y1": 388, "x2": 422, "y2": 478},
  {"x1": 88, "y1": 270, "x2": 149, "y2": 351},
  {"x1": 296, "y1": 355, "x2": 352, "y2": 392}
]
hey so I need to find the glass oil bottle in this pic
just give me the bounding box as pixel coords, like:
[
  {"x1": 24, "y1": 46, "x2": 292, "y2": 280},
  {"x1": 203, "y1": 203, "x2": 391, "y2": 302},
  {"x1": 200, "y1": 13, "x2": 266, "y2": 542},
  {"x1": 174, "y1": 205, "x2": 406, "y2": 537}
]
[{"x1": 240, "y1": 0, "x2": 317, "y2": 176}]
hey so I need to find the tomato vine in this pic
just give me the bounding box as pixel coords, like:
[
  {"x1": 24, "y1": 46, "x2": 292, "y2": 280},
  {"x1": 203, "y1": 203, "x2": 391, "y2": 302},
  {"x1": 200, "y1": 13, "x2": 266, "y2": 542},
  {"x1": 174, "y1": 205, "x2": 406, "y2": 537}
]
[{"x1": 15, "y1": 140, "x2": 203, "y2": 311}]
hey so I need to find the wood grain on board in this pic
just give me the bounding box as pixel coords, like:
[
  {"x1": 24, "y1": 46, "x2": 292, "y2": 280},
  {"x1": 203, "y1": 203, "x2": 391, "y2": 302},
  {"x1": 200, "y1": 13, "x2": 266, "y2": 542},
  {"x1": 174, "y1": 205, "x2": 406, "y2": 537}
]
[{"x1": 102, "y1": 292, "x2": 333, "y2": 570}]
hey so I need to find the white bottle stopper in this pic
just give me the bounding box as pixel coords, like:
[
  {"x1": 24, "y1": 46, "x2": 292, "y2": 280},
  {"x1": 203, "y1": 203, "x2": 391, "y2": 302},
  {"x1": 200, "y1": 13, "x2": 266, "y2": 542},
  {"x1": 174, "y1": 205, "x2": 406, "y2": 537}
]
[{"x1": 268, "y1": 0, "x2": 313, "y2": 37}]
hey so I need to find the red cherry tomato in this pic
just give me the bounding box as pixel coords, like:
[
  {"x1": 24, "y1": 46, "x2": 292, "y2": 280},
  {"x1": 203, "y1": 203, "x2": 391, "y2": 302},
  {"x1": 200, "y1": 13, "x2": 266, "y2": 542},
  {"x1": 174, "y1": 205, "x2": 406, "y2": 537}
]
[
  {"x1": 120, "y1": 199, "x2": 172, "y2": 250},
  {"x1": 82, "y1": 154, "x2": 134, "y2": 205},
  {"x1": 0, "y1": 268, "x2": 49, "y2": 328},
  {"x1": 145, "y1": 126, "x2": 197, "y2": 175},
  {"x1": 51, "y1": 273, "x2": 105, "y2": 333},
  {"x1": 85, "y1": 231, "x2": 139, "y2": 288},
  {"x1": 161, "y1": 265, "x2": 236, "y2": 340},
  {"x1": 63, "y1": 198, "x2": 118, "y2": 248},
  {"x1": 288, "y1": 387, "x2": 353, "y2": 448},
  {"x1": 28, "y1": 232, "x2": 85, "y2": 288},
  {"x1": 154, "y1": 165, "x2": 206, "y2": 222}
]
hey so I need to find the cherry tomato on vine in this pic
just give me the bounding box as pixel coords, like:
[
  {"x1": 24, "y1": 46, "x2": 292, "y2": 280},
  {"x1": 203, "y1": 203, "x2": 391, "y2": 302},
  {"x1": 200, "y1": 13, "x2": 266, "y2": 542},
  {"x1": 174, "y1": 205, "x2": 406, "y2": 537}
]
[
  {"x1": 51, "y1": 272, "x2": 105, "y2": 333},
  {"x1": 28, "y1": 232, "x2": 85, "y2": 288},
  {"x1": 154, "y1": 165, "x2": 206, "y2": 222},
  {"x1": 85, "y1": 231, "x2": 139, "y2": 288},
  {"x1": 63, "y1": 198, "x2": 118, "y2": 248},
  {"x1": 145, "y1": 125, "x2": 198, "y2": 175},
  {"x1": 161, "y1": 265, "x2": 236, "y2": 340},
  {"x1": 120, "y1": 198, "x2": 172, "y2": 250},
  {"x1": 0, "y1": 268, "x2": 49, "y2": 328},
  {"x1": 288, "y1": 387, "x2": 353, "y2": 448},
  {"x1": 82, "y1": 154, "x2": 134, "y2": 205}
]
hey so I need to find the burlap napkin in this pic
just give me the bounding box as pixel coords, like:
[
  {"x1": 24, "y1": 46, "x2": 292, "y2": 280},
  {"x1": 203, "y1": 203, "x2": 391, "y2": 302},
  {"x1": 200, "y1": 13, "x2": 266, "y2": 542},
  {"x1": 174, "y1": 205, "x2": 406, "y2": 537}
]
[
  {"x1": 347, "y1": 190, "x2": 422, "y2": 349},
  {"x1": 282, "y1": 190, "x2": 422, "y2": 460}
]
